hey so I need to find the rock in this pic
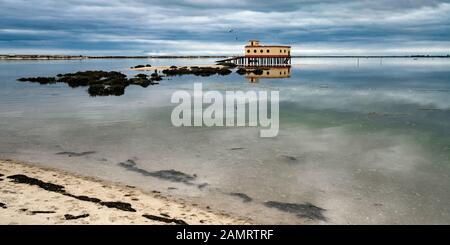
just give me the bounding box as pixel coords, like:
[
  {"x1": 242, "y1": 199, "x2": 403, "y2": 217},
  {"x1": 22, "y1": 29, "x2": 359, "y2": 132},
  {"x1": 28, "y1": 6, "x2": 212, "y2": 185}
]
[{"x1": 0, "y1": 202, "x2": 7, "y2": 209}]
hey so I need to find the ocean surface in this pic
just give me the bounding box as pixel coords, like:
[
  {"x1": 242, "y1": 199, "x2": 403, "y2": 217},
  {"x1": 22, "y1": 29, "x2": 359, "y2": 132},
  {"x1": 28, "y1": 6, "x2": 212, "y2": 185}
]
[{"x1": 0, "y1": 57, "x2": 449, "y2": 224}]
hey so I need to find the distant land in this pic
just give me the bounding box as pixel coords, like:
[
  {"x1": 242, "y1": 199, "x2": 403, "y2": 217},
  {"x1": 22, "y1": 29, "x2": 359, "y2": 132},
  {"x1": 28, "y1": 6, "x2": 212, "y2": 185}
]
[{"x1": 1, "y1": 54, "x2": 449, "y2": 60}]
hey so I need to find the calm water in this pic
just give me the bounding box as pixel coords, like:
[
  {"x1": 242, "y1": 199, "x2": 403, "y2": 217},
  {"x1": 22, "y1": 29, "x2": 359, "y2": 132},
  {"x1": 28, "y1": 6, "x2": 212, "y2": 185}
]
[{"x1": 1, "y1": 58, "x2": 449, "y2": 224}]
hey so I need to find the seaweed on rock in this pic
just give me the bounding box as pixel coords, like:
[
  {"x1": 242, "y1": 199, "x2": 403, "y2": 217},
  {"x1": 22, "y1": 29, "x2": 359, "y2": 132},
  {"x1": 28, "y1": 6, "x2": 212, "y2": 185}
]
[
  {"x1": 18, "y1": 70, "x2": 163, "y2": 96},
  {"x1": 162, "y1": 66, "x2": 232, "y2": 77}
]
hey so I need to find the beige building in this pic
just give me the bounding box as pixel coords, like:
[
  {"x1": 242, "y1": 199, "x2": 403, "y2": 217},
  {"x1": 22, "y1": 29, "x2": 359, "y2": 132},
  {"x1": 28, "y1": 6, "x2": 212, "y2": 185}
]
[
  {"x1": 245, "y1": 40, "x2": 291, "y2": 57},
  {"x1": 216, "y1": 40, "x2": 292, "y2": 66}
]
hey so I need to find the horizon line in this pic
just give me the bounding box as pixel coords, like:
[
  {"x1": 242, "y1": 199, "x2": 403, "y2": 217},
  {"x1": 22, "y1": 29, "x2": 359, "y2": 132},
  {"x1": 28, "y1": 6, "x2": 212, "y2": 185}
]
[{"x1": 1, "y1": 54, "x2": 450, "y2": 60}]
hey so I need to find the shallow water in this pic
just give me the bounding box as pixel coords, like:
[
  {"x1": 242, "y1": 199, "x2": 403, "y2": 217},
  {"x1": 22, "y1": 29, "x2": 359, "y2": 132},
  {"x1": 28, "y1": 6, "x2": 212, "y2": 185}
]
[{"x1": 0, "y1": 58, "x2": 449, "y2": 224}]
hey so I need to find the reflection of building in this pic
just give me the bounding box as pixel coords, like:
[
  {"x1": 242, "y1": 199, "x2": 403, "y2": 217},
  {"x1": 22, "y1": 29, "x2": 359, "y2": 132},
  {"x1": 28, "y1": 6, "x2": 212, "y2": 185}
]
[
  {"x1": 246, "y1": 66, "x2": 291, "y2": 83},
  {"x1": 217, "y1": 40, "x2": 292, "y2": 66}
]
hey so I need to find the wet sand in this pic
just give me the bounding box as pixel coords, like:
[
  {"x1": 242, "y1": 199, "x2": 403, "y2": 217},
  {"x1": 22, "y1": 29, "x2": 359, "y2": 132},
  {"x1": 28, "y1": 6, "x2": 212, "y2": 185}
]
[{"x1": 0, "y1": 159, "x2": 250, "y2": 225}]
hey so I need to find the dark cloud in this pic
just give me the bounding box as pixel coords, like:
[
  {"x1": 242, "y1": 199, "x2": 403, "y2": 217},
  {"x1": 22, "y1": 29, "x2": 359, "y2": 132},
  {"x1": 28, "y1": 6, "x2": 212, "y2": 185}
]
[{"x1": 0, "y1": 0, "x2": 449, "y2": 55}]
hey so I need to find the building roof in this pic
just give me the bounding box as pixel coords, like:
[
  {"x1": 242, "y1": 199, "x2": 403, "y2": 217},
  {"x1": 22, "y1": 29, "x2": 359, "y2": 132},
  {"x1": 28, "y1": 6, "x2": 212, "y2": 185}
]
[{"x1": 245, "y1": 45, "x2": 291, "y2": 48}]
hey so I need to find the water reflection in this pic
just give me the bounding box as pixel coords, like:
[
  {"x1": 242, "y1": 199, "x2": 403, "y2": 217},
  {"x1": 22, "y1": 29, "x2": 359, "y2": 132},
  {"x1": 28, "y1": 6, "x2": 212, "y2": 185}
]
[{"x1": 244, "y1": 66, "x2": 291, "y2": 83}]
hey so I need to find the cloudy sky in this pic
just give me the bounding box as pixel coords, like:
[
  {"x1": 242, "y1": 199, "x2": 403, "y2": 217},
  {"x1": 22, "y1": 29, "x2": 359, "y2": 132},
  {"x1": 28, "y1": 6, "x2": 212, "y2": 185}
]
[{"x1": 1, "y1": 0, "x2": 449, "y2": 56}]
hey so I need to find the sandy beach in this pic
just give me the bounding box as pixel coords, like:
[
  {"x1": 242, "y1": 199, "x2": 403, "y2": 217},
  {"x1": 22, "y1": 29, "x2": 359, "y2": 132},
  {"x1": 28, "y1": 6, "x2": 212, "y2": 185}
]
[{"x1": 0, "y1": 159, "x2": 250, "y2": 225}]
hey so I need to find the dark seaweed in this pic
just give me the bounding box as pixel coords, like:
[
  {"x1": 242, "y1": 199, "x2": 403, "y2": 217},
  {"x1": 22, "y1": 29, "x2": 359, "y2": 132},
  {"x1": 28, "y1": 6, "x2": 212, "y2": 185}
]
[
  {"x1": 197, "y1": 183, "x2": 208, "y2": 189},
  {"x1": 64, "y1": 194, "x2": 101, "y2": 203},
  {"x1": 264, "y1": 201, "x2": 327, "y2": 221},
  {"x1": 281, "y1": 155, "x2": 298, "y2": 161},
  {"x1": 7, "y1": 174, "x2": 66, "y2": 193},
  {"x1": 56, "y1": 151, "x2": 96, "y2": 157},
  {"x1": 7, "y1": 174, "x2": 136, "y2": 212},
  {"x1": 230, "y1": 147, "x2": 245, "y2": 150},
  {"x1": 162, "y1": 66, "x2": 232, "y2": 77},
  {"x1": 64, "y1": 213, "x2": 90, "y2": 220},
  {"x1": 30, "y1": 211, "x2": 56, "y2": 214},
  {"x1": 100, "y1": 202, "x2": 136, "y2": 212},
  {"x1": 18, "y1": 70, "x2": 163, "y2": 97},
  {"x1": 228, "y1": 192, "x2": 252, "y2": 203},
  {"x1": 118, "y1": 159, "x2": 196, "y2": 185},
  {"x1": 142, "y1": 214, "x2": 188, "y2": 225}
]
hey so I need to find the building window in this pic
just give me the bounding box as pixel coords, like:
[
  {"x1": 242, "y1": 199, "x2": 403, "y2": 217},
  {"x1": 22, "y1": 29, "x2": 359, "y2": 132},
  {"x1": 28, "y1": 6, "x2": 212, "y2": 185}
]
[
  {"x1": 260, "y1": 49, "x2": 263, "y2": 53},
  {"x1": 247, "y1": 50, "x2": 250, "y2": 53},
  {"x1": 267, "y1": 49, "x2": 270, "y2": 53},
  {"x1": 284, "y1": 50, "x2": 287, "y2": 53},
  {"x1": 266, "y1": 72, "x2": 270, "y2": 75},
  {"x1": 280, "y1": 50, "x2": 282, "y2": 53},
  {"x1": 254, "y1": 50, "x2": 257, "y2": 53}
]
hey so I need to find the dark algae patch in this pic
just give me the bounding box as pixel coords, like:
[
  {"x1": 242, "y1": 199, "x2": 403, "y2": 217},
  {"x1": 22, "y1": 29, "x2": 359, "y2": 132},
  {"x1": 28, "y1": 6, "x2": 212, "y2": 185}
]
[
  {"x1": 7, "y1": 174, "x2": 65, "y2": 193},
  {"x1": 264, "y1": 201, "x2": 327, "y2": 221},
  {"x1": 142, "y1": 214, "x2": 188, "y2": 225},
  {"x1": 281, "y1": 155, "x2": 298, "y2": 161},
  {"x1": 150, "y1": 170, "x2": 196, "y2": 184},
  {"x1": 64, "y1": 194, "x2": 101, "y2": 203},
  {"x1": 17, "y1": 77, "x2": 56, "y2": 84},
  {"x1": 230, "y1": 147, "x2": 246, "y2": 150},
  {"x1": 118, "y1": 159, "x2": 197, "y2": 185},
  {"x1": 30, "y1": 211, "x2": 56, "y2": 214},
  {"x1": 56, "y1": 151, "x2": 96, "y2": 157},
  {"x1": 100, "y1": 202, "x2": 136, "y2": 212},
  {"x1": 228, "y1": 192, "x2": 252, "y2": 203},
  {"x1": 18, "y1": 70, "x2": 163, "y2": 96},
  {"x1": 162, "y1": 66, "x2": 232, "y2": 77},
  {"x1": 7, "y1": 174, "x2": 136, "y2": 212},
  {"x1": 64, "y1": 213, "x2": 90, "y2": 220}
]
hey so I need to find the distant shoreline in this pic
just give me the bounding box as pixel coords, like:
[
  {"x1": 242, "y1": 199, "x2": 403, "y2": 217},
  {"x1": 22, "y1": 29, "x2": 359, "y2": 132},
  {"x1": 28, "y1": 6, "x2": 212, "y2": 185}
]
[{"x1": 1, "y1": 54, "x2": 450, "y2": 60}]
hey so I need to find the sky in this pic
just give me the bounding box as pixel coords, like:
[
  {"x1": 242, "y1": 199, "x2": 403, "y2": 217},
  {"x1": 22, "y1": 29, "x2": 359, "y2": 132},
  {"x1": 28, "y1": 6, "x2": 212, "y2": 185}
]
[{"x1": 1, "y1": 0, "x2": 450, "y2": 56}]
